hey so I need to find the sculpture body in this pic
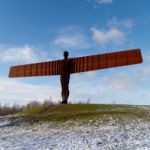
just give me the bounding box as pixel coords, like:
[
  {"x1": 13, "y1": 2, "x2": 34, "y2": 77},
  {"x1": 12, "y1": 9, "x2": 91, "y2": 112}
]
[{"x1": 60, "y1": 51, "x2": 70, "y2": 103}]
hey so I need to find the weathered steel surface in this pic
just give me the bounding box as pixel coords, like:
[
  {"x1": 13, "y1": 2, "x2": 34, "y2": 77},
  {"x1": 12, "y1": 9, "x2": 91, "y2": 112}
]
[
  {"x1": 9, "y1": 48, "x2": 143, "y2": 78},
  {"x1": 70, "y1": 48, "x2": 142, "y2": 73},
  {"x1": 9, "y1": 61, "x2": 61, "y2": 77}
]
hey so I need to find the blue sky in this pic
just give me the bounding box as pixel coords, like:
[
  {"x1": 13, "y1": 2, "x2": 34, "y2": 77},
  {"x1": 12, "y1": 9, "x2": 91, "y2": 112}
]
[{"x1": 0, "y1": 0, "x2": 150, "y2": 105}]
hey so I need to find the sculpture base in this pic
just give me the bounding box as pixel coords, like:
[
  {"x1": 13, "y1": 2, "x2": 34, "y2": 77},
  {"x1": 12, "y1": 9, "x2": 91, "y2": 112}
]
[{"x1": 60, "y1": 101, "x2": 68, "y2": 104}]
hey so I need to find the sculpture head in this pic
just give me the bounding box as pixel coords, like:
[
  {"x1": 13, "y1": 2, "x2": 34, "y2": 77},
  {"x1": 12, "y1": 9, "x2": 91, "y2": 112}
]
[{"x1": 64, "y1": 51, "x2": 69, "y2": 59}]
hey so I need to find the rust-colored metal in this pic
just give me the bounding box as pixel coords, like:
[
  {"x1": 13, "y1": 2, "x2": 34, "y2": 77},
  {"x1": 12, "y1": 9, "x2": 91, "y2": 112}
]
[
  {"x1": 9, "y1": 48, "x2": 143, "y2": 104},
  {"x1": 31, "y1": 64, "x2": 37, "y2": 76}
]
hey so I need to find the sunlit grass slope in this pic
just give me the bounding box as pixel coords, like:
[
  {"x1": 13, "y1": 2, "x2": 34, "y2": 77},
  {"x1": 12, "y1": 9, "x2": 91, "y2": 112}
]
[{"x1": 16, "y1": 104, "x2": 150, "y2": 123}]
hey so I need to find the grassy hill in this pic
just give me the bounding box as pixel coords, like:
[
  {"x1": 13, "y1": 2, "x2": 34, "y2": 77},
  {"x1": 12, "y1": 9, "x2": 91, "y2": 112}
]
[
  {"x1": 15, "y1": 104, "x2": 150, "y2": 124},
  {"x1": 1, "y1": 104, "x2": 150, "y2": 149}
]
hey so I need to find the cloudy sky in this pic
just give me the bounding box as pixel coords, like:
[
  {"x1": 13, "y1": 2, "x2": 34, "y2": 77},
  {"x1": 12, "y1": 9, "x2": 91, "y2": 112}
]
[{"x1": 0, "y1": 0, "x2": 150, "y2": 105}]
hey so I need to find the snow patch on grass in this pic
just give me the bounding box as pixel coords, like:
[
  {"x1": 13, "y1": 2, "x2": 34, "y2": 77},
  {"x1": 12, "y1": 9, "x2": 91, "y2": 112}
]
[{"x1": 0, "y1": 116, "x2": 150, "y2": 150}]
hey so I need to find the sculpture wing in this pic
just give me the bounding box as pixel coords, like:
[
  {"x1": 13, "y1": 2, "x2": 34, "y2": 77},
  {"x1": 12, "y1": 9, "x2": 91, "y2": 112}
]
[
  {"x1": 9, "y1": 60, "x2": 63, "y2": 77},
  {"x1": 69, "y1": 48, "x2": 143, "y2": 74}
]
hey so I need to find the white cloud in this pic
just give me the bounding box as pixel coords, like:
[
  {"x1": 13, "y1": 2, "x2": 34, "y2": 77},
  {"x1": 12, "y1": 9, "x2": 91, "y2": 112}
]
[
  {"x1": 90, "y1": 17, "x2": 135, "y2": 47},
  {"x1": 54, "y1": 27, "x2": 89, "y2": 49},
  {"x1": 91, "y1": 27, "x2": 125, "y2": 46},
  {"x1": 0, "y1": 45, "x2": 37, "y2": 63},
  {"x1": 107, "y1": 17, "x2": 135, "y2": 29},
  {"x1": 96, "y1": 0, "x2": 113, "y2": 4},
  {"x1": 70, "y1": 79, "x2": 110, "y2": 103},
  {"x1": 73, "y1": 74, "x2": 81, "y2": 81},
  {"x1": 143, "y1": 66, "x2": 150, "y2": 75},
  {"x1": 89, "y1": 0, "x2": 113, "y2": 5},
  {"x1": 0, "y1": 45, "x2": 48, "y2": 63},
  {"x1": 101, "y1": 58, "x2": 148, "y2": 92},
  {"x1": 102, "y1": 72, "x2": 132, "y2": 91},
  {"x1": 145, "y1": 53, "x2": 150, "y2": 62},
  {"x1": 0, "y1": 77, "x2": 60, "y2": 105},
  {"x1": 0, "y1": 75, "x2": 108, "y2": 105},
  {"x1": 135, "y1": 52, "x2": 150, "y2": 78},
  {"x1": 85, "y1": 71, "x2": 96, "y2": 78}
]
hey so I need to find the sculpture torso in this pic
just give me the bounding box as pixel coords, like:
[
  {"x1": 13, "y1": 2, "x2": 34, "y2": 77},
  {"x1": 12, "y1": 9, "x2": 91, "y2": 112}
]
[{"x1": 61, "y1": 59, "x2": 70, "y2": 76}]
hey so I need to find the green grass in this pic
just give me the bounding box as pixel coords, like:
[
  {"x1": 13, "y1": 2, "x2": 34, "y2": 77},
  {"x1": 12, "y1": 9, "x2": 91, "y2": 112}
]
[
  {"x1": 15, "y1": 105, "x2": 47, "y2": 115},
  {"x1": 15, "y1": 104, "x2": 150, "y2": 124}
]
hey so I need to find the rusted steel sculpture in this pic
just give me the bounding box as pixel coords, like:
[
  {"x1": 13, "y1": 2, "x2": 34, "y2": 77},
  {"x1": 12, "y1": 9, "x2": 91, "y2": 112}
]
[{"x1": 9, "y1": 48, "x2": 143, "y2": 104}]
